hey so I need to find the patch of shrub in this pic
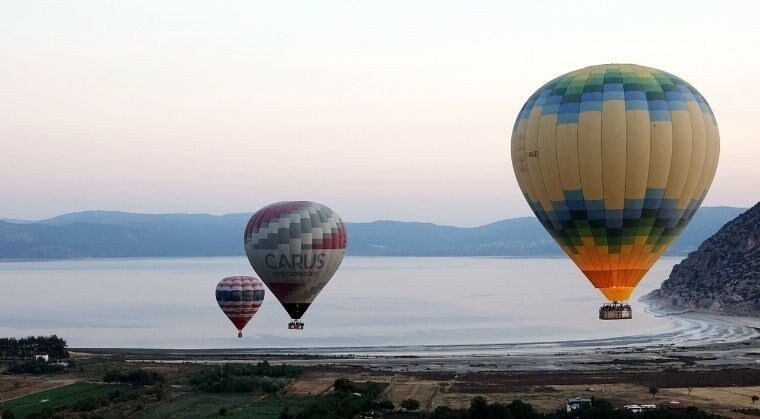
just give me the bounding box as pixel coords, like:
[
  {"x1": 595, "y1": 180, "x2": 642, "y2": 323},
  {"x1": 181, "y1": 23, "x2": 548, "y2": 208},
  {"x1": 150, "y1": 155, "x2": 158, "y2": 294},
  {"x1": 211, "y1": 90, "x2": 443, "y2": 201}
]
[{"x1": 103, "y1": 369, "x2": 164, "y2": 386}]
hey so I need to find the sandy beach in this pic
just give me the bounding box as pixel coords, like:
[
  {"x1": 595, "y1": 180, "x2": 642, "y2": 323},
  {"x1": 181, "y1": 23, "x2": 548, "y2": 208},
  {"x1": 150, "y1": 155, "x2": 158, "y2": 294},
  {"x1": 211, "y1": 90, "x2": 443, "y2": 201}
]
[{"x1": 74, "y1": 308, "x2": 760, "y2": 373}]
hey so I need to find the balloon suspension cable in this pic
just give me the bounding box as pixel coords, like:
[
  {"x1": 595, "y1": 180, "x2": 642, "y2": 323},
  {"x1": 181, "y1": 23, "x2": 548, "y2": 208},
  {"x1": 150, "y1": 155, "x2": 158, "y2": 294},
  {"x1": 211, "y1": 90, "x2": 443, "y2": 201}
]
[{"x1": 288, "y1": 320, "x2": 304, "y2": 330}]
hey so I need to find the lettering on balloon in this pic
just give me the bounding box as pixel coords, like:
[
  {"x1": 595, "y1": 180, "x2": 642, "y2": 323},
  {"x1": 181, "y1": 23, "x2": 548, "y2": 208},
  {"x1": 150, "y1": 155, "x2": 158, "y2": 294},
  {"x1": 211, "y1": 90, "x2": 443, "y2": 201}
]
[
  {"x1": 528, "y1": 150, "x2": 540, "y2": 158},
  {"x1": 264, "y1": 253, "x2": 327, "y2": 277}
]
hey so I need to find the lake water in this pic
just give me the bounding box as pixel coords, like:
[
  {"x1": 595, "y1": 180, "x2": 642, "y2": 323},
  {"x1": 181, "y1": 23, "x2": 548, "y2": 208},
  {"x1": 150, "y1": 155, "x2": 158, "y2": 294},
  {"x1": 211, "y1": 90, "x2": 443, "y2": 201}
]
[{"x1": 0, "y1": 256, "x2": 683, "y2": 349}]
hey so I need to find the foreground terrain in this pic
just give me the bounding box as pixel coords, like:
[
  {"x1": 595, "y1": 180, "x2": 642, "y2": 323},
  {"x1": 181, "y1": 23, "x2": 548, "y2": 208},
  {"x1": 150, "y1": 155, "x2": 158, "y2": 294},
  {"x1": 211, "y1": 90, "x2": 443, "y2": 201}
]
[{"x1": 2, "y1": 339, "x2": 760, "y2": 419}]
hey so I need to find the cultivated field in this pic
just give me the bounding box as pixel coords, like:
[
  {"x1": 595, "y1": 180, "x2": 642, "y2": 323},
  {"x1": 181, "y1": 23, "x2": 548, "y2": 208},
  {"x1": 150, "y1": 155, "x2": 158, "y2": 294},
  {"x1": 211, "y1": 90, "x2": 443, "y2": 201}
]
[{"x1": 2, "y1": 382, "x2": 135, "y2": 418}]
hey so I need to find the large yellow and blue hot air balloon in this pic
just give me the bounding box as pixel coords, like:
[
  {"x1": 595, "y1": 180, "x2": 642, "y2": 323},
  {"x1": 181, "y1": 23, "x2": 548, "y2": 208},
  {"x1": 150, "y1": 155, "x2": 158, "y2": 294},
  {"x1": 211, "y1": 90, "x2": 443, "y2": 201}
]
[{"x1": 510, "y1": 64, "x2": 719, "y2": 318}]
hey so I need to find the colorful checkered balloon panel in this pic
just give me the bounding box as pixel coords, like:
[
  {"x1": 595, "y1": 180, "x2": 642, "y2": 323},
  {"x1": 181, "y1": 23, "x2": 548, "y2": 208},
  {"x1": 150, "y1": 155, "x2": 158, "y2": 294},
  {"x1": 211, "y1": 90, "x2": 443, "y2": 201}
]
[
  {"x1": 244, "y1": 201, "x2": 347, "y2": 320},
  {"x1": 511, "y1": 64, "x2": 719, "y2": 302},
  {"x1": 215, "y1": 276, "x2": 265, "y2": 333}
]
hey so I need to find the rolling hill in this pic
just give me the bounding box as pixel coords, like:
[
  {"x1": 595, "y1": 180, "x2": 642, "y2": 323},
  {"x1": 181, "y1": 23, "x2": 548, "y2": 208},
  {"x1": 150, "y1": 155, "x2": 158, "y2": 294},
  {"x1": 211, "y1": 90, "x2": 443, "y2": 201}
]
[{"x1": 0, "y1": 207, "x2": 746, "y2": 259}]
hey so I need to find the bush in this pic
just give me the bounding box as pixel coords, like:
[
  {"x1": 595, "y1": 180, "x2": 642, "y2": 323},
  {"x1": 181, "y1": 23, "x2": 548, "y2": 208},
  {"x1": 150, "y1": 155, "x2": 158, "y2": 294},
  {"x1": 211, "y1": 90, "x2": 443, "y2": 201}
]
[
  {"x1": 71, "y1": 397, "x2": 99, "y2": 412},
  {"x1": 146, "y1": 383, "x2": 166, "y2": 400},
  {"x1": 5, "y1": 359, "x2": 65, "y2": 375},
  {"x1": 401, "y1": 398, "x2": 420, "y2": 411},
  {"x1": 378, "y1": 399, "x2": 394, "y2": 410},
  {"x1": 434, "y1": 406, "x2": 467, "y2": 419},
  {"x1": 470, "y1": 396, "x2": 488, "y2": 417},
  {"x1": 333, "y1": 378, "x2": 352, "y2": 392}
]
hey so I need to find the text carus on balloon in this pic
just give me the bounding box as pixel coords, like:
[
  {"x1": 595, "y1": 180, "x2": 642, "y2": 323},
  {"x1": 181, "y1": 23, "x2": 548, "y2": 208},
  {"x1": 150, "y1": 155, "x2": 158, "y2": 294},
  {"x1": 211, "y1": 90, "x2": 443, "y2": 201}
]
[{"x1": 264, "y1": 253, "x2": 327, "y2": 270}]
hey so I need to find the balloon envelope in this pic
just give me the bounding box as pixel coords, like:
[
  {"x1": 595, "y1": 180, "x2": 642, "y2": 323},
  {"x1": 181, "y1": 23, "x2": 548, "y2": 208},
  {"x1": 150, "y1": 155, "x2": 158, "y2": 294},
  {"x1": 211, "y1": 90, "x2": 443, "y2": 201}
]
[
  {"x1": 215, "y1": 276, "x2": 265, "y2": 333},
  {"x1": 511, "y1": 64, "x2": 719, "y2": 301},
  {"x1": 244, "y1": 201, "x2": 347, "y2": 320}
]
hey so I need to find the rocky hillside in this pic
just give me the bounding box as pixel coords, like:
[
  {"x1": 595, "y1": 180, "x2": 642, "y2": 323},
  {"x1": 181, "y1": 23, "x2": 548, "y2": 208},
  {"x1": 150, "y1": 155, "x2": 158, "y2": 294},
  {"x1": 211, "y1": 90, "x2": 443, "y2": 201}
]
[{"x1": 644, "y1": 202, "x2": 760, "y2": 316}]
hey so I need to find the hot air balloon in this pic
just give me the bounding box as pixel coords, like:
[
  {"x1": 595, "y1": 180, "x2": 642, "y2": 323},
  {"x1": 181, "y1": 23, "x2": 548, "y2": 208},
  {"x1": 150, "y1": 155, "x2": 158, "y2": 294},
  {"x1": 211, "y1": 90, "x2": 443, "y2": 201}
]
[
  {"x1": 216, "y1": 276, "x2": 265, "y2": 337},
  {"x1": 510, "y1": 64, "x2": 719, "y2": 320},
  {"x1": 244, "y1": 201, "x2": 347, "y2": 329}
]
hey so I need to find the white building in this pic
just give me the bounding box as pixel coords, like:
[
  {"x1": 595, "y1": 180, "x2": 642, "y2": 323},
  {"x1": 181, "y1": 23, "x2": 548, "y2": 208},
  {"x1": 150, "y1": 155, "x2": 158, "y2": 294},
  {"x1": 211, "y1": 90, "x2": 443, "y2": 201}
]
[{"x1": 566, "y1": 396, "x2": 592, "y2": 412}]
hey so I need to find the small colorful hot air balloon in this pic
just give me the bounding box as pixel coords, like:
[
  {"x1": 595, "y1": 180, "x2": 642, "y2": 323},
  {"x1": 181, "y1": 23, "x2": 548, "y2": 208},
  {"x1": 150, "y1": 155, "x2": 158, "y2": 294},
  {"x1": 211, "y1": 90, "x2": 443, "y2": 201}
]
[
  {"x1": 244, "y1": 201, "x2": 347, "y2": 329},
  {"x1": 510, "y1": 64, "x2": 719, "y2": 319},
  {"x1": 215, "y1": 276, "x2": 265, "y2": 337}
]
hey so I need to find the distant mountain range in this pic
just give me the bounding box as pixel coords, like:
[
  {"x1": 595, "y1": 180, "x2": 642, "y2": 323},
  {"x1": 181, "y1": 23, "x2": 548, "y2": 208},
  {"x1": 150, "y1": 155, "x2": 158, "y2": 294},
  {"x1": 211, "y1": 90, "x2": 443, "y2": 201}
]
[{"x1": 0, "y1": 207, "x2": 746, "y2": 260}]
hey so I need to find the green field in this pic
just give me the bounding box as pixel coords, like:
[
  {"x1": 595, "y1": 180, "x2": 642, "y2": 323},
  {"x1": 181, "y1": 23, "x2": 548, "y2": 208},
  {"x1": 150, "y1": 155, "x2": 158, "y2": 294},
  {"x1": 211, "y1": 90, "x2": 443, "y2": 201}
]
[
  {"x1": 1, "y1": 382, "x2": 312, "y2": 419},
  {"x1": 138, "y1": 393, "x2": 311, "y2": 419},
  {"x1": 2, "y1": 382, "x2": 133, "y2": 418}
]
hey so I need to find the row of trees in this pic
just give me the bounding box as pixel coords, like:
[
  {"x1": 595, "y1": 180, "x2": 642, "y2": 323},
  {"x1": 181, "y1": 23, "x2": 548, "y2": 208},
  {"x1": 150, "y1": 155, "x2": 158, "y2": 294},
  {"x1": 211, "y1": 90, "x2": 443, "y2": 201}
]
[
  {"x1": 103, "y1": 369, "x2": 165, "y2": 386},
  {"x1": 190, "y1": 361, "x2": 303, "y2": 394},
  {"x1": 0, "y1": 335, "x2": 69, "y2": 360},
  {"x1": 274, "y1": 389, "x2": 724, "y2": 419},
  {"x1": 4, "y1": 358, "x2": 67, "y2": 375},
  {"x1": 430, "y1": 396, "x2": 722, "y2": 419}
]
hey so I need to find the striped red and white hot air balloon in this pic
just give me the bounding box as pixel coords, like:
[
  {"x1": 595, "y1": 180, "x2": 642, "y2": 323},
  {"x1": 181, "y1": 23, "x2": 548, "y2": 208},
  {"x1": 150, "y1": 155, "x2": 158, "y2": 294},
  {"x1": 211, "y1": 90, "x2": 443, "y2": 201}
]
[
  {"x1": 244, "y1": 201, "x2": 347, "y2": 329},
  {"x1": 215, "y1": 276, "x2": 265, "y2": 337}
]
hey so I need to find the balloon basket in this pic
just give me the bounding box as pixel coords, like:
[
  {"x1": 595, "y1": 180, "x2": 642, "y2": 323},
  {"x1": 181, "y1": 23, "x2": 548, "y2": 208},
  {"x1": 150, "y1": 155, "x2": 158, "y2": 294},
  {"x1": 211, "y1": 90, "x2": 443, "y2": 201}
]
[
  {"x1": 238, "y1": 332, "x2": 243, "y2": 338},
  {"x1": 288, "y1": 321, "x2": 304, "y2": 330},
  {"x1": 599, "y1": 303, "x2": 632, "y2": 320}
]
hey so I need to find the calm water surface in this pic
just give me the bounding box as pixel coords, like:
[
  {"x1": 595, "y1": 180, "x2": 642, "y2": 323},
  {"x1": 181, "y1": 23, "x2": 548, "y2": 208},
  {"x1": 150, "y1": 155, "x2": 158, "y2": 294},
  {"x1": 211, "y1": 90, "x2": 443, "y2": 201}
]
[{"x1": 0, "y1": 257, "x2": 681, "y2": 348}]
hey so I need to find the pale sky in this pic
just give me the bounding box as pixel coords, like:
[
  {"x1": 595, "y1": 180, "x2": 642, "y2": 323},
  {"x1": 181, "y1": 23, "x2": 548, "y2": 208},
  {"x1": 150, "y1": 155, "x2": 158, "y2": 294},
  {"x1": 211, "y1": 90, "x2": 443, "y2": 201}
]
[{"x1": 2, "y1": 0, "x2": 759, "y2": 226}]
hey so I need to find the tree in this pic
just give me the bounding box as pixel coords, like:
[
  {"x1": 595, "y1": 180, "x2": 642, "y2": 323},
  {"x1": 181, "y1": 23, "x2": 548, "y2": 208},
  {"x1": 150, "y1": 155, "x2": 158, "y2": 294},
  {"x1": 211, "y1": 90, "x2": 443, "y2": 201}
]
[
  {"x1": 401, "y1": 398, "x2": 420, "y2": 411},
  {"x1": 469, "y1": 396, "x2": 488, "y2": 418},
  {"x1": 278, "y1": 407, "x2": 291, "y2": 419},
  {"x1": 649, "y1": 386, "x2": 659, "y2": 399},
  {"x1": 433, "y1": 406, "x2": 459, "y2": 419},
  {"x1": 333, "y1": 378, "x2": 352, "y2": 392},
  {"x1": 752, "y1": 395, "x2": 759, "y2": 405},
  {"x1": 377, "y1": 400, "x2": 394, "y2": 410},
  {"x1": 507, "y1": 399, "x2": 537, "y2": 418}
]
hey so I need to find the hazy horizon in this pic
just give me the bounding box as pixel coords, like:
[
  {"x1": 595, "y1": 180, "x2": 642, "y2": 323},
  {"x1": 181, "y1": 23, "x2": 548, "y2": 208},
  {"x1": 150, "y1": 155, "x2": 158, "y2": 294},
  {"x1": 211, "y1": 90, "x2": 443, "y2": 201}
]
[
  {"x1": 3, "y1": 1, "x2": 759, "y2": 226},
  {"x1": 0, "y1": 204, "x2": 750, "y2": 229}
]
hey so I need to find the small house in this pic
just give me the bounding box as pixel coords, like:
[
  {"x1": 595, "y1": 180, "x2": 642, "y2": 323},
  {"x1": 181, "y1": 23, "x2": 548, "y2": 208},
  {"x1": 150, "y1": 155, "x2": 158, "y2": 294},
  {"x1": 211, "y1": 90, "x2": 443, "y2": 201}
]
[{"x1": 566, "y1": 396, "x2": 592, "y2": 412}]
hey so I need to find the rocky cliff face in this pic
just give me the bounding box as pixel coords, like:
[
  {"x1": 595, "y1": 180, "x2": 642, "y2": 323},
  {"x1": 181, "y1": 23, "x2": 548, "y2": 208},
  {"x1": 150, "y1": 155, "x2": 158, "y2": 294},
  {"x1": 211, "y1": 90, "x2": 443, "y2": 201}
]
[{"x1": 644, "y1": 202, "x2": 760, "y2": 316}]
